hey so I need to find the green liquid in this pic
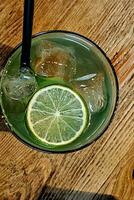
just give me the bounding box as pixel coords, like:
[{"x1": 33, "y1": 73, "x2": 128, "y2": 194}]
[{"x1": 0, "y1": 32, "x2": 117, "y2": 152}]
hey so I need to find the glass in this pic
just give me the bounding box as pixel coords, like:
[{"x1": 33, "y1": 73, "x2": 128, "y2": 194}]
[{"x1": 0, "y1": 31, "x2": 118, "y2": 153}]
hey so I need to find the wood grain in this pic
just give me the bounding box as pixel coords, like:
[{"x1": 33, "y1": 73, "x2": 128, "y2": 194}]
[
  {"x1": 0, "y1": 0, "x2": 134, "y2": 199},
  {"x1": 0, "y1": 132, "x2": 53, "y2": 200},
  {"x1": 98, "y1": 145, "x2": 134, "y2": 200}
]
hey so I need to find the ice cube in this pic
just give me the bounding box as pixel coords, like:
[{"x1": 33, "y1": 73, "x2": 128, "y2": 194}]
[
  {"x1": 72, "y1": 73, "x2": 107, "y2": 113},
  {"x1": 2, "y1": 68, "x2": 37, "y2": 101},
  {"x1": 32, "y1": 40, "x2": 76, "y2": 81}
]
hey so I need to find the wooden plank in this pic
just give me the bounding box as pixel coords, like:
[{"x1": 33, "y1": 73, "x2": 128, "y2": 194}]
[
  {"x1": 0, "y1": 0, "x2": 133, "y2": 199},
  {"x1": 0, "y1": 132, "x2": 53, "y2": 200},
  {"x1": 97, "y1": 145, "x2": 134, "y2": 200}
]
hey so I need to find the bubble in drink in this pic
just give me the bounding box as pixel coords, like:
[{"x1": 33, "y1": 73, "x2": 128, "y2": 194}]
[
  {"x1": 32, "y1": 40, "x2": 76, "y2": 81},
  {"x1": 72, "y1": 73, "x2": 107, "y2": 113},
  {"x1": 2, "y1": 68, "x2": 37, "y2": 101}
]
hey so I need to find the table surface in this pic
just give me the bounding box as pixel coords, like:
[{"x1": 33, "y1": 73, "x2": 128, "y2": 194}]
[{"x1": 0, "y1": 0, "x2": 134, "y2": 199}]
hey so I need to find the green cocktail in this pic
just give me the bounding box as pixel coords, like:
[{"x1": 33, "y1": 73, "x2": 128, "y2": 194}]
[{"x1": 0, "y1": 31, "x2": 118, "y2": 153}]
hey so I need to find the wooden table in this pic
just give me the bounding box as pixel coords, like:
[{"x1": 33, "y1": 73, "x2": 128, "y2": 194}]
[{"x1": 0, "y1": 0, "x2": 134, "y2": 199}]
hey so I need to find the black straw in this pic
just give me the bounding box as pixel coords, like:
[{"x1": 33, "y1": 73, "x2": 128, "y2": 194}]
[{"x1": 21, "y1": 0, "x2": 34, "y2": 69}]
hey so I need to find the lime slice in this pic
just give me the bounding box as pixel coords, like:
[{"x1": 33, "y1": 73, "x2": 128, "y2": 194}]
[{"x1": 27, "y1": 85, "x2": 89, "y2": 146}]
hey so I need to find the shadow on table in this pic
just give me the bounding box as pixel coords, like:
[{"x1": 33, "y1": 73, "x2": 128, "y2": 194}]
[
  {"x1": 39, "y1": 186, "x2": 117, "y2": 200},
  {"x1": 0, "y1": 43, "x2": 14, "y2": 131}
]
